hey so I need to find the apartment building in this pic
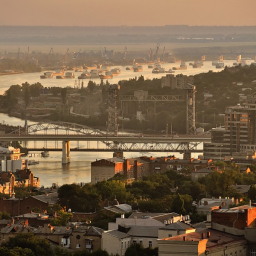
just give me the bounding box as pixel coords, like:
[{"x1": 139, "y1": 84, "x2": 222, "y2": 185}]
[{"x1": 204, "y1": 94, "x2": 256, "y2": 160}]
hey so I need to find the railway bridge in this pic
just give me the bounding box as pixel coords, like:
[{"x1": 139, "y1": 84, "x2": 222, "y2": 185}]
[{"x1": 1, "y1": 122, "x2": 211, "y2": 164}]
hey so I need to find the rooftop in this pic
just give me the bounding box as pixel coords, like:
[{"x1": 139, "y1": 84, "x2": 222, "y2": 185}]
[{"x1": 160, "y1": 228, "x2": 247, "y2": 251}]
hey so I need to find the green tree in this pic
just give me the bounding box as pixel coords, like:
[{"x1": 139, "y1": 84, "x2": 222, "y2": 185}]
[
  {"x1": 50, "y1": 210, "x2": 73, "y2": 226},
  {"x1": 4, "y1": 233, "x2": 53, "y2": 256},
  {"x1": 248, "y1": 185, "x2": 256, "y2": 202},
  {"x1": 172, "y1": 194, "x2": 186, "y2": 215},
  {"x1": 88, "y1": 81, "x2": 96, "y2": 92},
  {"x1": 24, "y1": 86, "x2": 30, "y2": 108}
]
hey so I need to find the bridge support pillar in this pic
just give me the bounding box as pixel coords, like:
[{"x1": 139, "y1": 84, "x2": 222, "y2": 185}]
[{"x1": 62, "y1": 141, "x2": 70, "y2": 164}]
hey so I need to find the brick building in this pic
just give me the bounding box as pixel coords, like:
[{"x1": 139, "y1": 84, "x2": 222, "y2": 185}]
[{"x1": 0, "y1": 192, "x2": 58, "y2": 216}]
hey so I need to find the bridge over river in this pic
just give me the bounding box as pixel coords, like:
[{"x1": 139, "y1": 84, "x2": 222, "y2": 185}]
[{"x1": 1, "y1": 122, "x2": 211, "y2": 164}]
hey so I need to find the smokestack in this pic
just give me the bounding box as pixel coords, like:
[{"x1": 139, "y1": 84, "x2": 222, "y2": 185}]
[
  {"x1": 183, "y1": 236, "x2": 187, "y2": 241},
  {"x1": 207, "y1": 231, "x2": 210, "y2": 238}
]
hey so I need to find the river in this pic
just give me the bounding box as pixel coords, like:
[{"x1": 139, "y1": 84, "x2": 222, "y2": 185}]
[
  {"x1": 0, "y1": 60, "x2": 249, "y2": 94},
  {"x1": 0, "y1": 60, "x2": 251, "y2": 187}
]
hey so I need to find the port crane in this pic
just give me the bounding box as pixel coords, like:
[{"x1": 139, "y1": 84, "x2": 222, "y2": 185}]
[
  {"x1": 123, "y1": 46, "x2": 127, "y2": 60},
  {"x1": 153, "y1": 43, "x2": 160, "y2": 61},
  {"x1": 47, "y1": 48, "x2": 53, "y2": 61},
  {"x1": 72, "y1": 49, "x2": 81, "y2": 60},
  {"x1": 148, "y1": 48, "x2": 153, "y2": 61},
  {"x1": 27, "y1": 47, "x2": 30, "y2": 61},
  {"x1": 17, "y1": 48, "x2": 20, "y2": 59},
  {"x1": 63, "y1": 48, "x2": 69, "y2": 66},
  {"x1": 162, "y1": 47, "x2": 165, "y2": 61}
]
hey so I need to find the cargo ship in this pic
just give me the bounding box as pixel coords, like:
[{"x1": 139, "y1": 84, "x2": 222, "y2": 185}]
[
  {"x1": 99, "y1": 71, "x2": 113, "y2": 79},
  {"x1": 78, "y1": 71, "x2": 90, "y2": 79},
  {"x1": 133, "y1": 65, "x2": 143, "y2": 72},
  {"x1": 110, "y1": 68, "x2": 121, "y2": 76},
  {"x1": 56, "y1": 72, "x2": 75, "y2": 79}
]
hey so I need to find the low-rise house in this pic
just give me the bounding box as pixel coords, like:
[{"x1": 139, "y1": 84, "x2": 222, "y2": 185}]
[
  {"x1": 231, "y1": 184, "x2": 251, "y2": 196},
  {"x1": 108, "y1": 212, "x2": 188, "y2": 230},
  {"x1": 191, "y1": 167, "x2": 214, "y2": 181},
  {"x1": 158, "y1": 228, "x2": 247, "y2": 256},
  {"x1": 197, "y1": 197, "x2": 233, "y2": 215},
  {"x1": 127, "y1": 225, "x2": 160, "y2": 249},
  {"x1": 70, "y1": 225, "x2": 103, "y2": 252},
  {"x1": 15, "y1": 212, "x2": 50, "y2": 227},
  {"x1": 158, "y1": 221, "x2": 195, "y2": 239},
  {"x1": 102, "y1": 230, "x2": 131, "y2": 256},
  {"x1": 0, "y1": 192, "x2": 58, "y2": 216}
]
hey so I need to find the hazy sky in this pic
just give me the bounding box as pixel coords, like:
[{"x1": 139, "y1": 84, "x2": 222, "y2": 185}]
[{"x1": 1, "y1": 0, "x2": 256, "y2": 26}]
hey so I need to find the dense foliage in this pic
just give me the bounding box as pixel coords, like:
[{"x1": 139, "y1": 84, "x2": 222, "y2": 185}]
[
  {"x1": 57, "y1": 162, "x2": 256, "y2": 222},
  {"x1": 0, "y1": 233, "x2": 113, "y2": 256},
  {"x1": 0, "y1": 59, "x2": 41, "y2": 73}
]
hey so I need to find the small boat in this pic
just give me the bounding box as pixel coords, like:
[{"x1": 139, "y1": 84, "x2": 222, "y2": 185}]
[
  {"x1": 56, "y1": 72, "x2": 75, "y2": 79},
  {"x1": 28, "y1": 160, "x2": 39, "y2": 165},
  {"x1": 40, "y1": 71, "x2": 53, "y2": 79},
  {"x1": 133, "y1": 67, "x2": 143, "y2": 72},
  {"x1": 90, "y1": 70, "x2": 99, "y2": 78},
  {"x1": 99, "y1": 71, "x2": 113, "y2": 79},
  {"x1": 78, "y1": 71, "x2": 90, "y2": 79},
  {"x1": 152, "y1": 68, "x2": 159, "y2": 73},
  {"x1": 126, "y1": 67, "x2": 132, "y2": 70},
  {"x1": 180, "y1": 62, "x2": 187, "y2": 69},
  {"x1": 41, "y1": 151, "x2": 49, "y2": 157},
  {"x1": 216, "y1": 62, "x2": 225, "y2": 69},
  {"x1": 158, "y1": 67, "x2": 166, "y2": 73},
  {"x1": 166, "y1": 69, "x2": 174, "y2": 73},
  {"x1": 154, "y1": 63, "x2": 161, "y2": 69},
  {"x1": 110, "y1": 68, "x2": 121, "y2": 75}
]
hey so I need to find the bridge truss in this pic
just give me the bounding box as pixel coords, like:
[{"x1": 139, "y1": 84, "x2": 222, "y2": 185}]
[
  {"x1": 119, "y1": 84, "x2": 196, "y2": 134},
  {"x1": 2, "y1": 122, "x2": 205, "y2": 155}
]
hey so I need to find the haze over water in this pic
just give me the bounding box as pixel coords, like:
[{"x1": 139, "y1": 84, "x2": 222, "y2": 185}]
[{"x1": 0, "y1": 60, "x2": 242, "y2": 95}]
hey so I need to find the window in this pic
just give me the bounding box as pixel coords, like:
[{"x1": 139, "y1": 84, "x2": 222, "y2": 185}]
[
  {"x1": 168, "y1": 234, "x2": 172, "y2": 237},
  {"x1": 250, "y1": 249, "x2": 256, "y2": 256},
  {"x1": 139, "y1": 240, "x2": 143, "y2": 246},
  {"x1": 133, "y1": 240, "x2": 137, "y2": 245},
  {"x1": 149, "y1": 241, "x2": 152, "y2": 248},
  {"x1": 76, "y1": 235, "x2": 80, "y2": 240},
  {"x1": 76, "y1": 244, "x2": 80, "y2": 248}
]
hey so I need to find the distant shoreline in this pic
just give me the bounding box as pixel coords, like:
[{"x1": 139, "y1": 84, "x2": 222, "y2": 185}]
[{"x1": 0, "y1": 72, "x2": 24, "y2": 76}]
